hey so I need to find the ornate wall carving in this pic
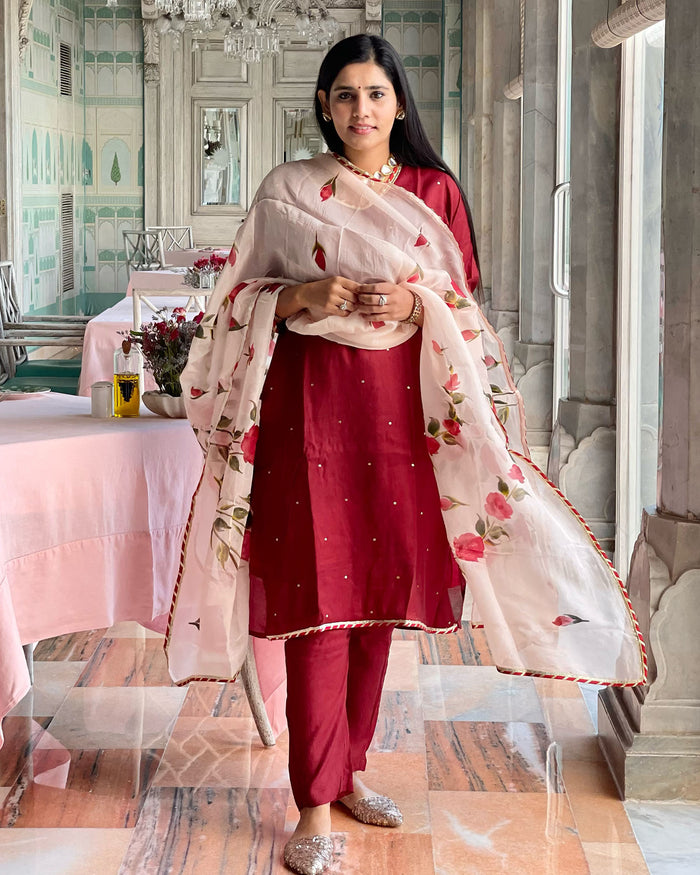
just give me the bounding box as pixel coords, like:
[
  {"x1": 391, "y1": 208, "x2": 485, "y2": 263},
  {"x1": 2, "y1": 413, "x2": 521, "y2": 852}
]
[{"x1": 18, "y1": 0, "x2": 33, "y2": 61}]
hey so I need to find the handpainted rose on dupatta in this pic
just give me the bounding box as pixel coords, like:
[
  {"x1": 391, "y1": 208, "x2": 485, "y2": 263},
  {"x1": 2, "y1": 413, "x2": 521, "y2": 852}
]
[{"x1": 164, "y1": 153, "x2": 646, "y2": 690}]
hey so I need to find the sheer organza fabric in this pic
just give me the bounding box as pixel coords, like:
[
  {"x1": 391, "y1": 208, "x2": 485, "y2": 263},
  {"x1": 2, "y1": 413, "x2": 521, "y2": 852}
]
[{"x1": 164, "y1": 153, "x2": 646, "y2": 688}]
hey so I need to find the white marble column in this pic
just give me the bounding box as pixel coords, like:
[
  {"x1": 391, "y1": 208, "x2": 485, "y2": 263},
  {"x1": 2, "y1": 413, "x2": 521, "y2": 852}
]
[
  {"x1": 513, "y1": 0, "x2": 557, "y2": 448},
  {"x1": 598, "y1": 0, "x2": 700, "y2": 800},
  {"x1": 547, "y1": 0, "x2": 618, "y2": 553}
]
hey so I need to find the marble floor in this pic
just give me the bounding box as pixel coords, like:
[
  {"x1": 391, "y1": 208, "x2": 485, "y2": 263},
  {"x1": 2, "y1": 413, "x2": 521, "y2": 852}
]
[{"x1": 1, "y1": 622, "x2": 698, "y2": 875}]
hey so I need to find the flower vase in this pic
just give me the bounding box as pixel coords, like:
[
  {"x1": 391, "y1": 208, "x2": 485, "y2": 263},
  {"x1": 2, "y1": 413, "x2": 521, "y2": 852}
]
[{"x1": 142, "y1": 390, "x2": 187, "y2": 418}]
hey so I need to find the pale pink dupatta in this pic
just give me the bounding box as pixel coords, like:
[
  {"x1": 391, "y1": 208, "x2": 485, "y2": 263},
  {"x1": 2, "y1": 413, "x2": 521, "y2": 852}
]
[{"x1": 164, "y1": 153, "x2": 646, "y2": 688}]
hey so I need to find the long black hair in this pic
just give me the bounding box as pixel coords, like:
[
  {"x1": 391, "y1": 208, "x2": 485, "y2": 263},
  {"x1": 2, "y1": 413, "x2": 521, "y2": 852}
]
[{"x1": 314, "y1": 34, "x2": 482, "y2": 301}]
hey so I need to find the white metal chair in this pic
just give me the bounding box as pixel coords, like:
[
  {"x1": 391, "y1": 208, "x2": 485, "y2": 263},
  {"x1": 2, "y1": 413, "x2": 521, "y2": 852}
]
[
  {"x1": 123, "y1": 230, "x2": 165, "y2": 277},
  {"x1": 0, "y1": 260, "x2": 87, "y2": 385},
  {"x1": 145, "y1": 225, "x2": 194, "y2": 251}
]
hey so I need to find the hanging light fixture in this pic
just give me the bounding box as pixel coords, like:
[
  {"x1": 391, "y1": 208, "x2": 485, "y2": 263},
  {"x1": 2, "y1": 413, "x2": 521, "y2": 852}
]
[
  {"x1": 153, "y1": 1, "x2": 339, "y2": 61},
  {"x1": 222, "y1": 3, "x2": 339, "y2": 62}
]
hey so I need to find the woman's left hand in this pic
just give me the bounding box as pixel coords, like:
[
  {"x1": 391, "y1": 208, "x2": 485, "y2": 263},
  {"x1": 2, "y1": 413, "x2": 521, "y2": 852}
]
[{"x1": 356, "y1": 283, "x2": 415, "y2": 322}]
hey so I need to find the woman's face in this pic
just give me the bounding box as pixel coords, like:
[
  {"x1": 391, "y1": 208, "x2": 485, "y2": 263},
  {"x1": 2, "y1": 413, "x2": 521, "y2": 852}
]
[{"x1": 318, "y1": 61, "x2": 401, "y2": 162}]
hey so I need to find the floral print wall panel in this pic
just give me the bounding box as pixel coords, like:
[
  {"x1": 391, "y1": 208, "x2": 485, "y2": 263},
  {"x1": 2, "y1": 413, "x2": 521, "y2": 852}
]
[{"x1": 19, "y1": 0, "x2": 144, "y2": 314}]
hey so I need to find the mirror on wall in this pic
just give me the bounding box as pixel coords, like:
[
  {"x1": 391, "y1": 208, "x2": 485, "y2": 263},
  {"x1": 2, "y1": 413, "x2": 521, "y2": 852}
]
[
  {"x1": 283, "y1": 108, "x2": 326, "y2": 162},
  {"x1": 201, "y1": 107, "x2": 242, "y2": 206}
]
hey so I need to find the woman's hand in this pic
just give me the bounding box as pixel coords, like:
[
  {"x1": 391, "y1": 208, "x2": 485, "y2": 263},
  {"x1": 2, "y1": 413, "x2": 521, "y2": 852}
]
[
  {"x1": 356, "y1": 283, "x2": 419, "y2": 324},
  {"x1": 275, "y1": 276, "x2": 360, "y2": 320}
]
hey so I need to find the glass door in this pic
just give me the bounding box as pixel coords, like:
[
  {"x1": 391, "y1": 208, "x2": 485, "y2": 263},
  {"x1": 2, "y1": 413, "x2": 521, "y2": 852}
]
[
  {"x1": 550, "y1": 0, "x2": 572, "y2": 415},
  {"x1": 615, "y1": 21, "x2": 665, "y2": 576}
]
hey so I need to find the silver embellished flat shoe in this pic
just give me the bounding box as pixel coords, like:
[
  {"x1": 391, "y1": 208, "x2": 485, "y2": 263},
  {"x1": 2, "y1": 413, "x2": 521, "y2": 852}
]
[
  {"x1": 349, "y1": 795, "x2": 403, "y2": 828},
  {"x1": 283, "y1": 834, "x2": 334, "y2": 875}
]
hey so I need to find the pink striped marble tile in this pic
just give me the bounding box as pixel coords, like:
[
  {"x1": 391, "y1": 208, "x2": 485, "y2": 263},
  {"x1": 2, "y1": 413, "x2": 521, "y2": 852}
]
[
  {"x1": 179, "y1": 680, "x2": 251, "y2": 718},
  {"x1": 0, "y1": 748, "x2": 162, "y2": 828},
  {"x1": 327, "y1": 832, "x2": 435, "y2": 874},
  {"x1": 33, "y1": 629, "x2": 108, "y2": 662},
  {"x1": 8, "y1": 661, "x2": 88, "y2": 720},
  {"x1": 76, "y1": 638, "x2": 174, "y2": 688},
  {"x1": 0, "y1": 717, "x2": 46, "y2": 785},
  {"x1": 418, "y1": 623, "x2": 495, "y2": 666},
  {"x1": 0, "y1": 827, "x2": 134, "y2": 874},
  {"x1": 152, "y1": 716, "x2": 289, "y2": 789},
  {"x1": 429, "y1": 790, "x2": 589, "y2": 874},
  {"x1": 583, "y1": 840, "x2": 650, "y2": 874},
  {"x1": 45, "y1": 687, "x2": 187, "y2": 749},
  {"x1": 391, "y1": 628, "x2": 420, "y2": 641},
  {"x1": 562, "y1": 760, "x2": 638, "y2": 843},
  {"x1": 118, "y1": 787, "x2": 289, "y2": 874},
  {"x1": 370, "y1": 691, "x2": 426, "y2": 754},
  {"x1": 384, "y1": 640, "x2": 420, "y2": 691},
  {"x1": 425, "y1": 721, "x2": 559, "y2": 793}
]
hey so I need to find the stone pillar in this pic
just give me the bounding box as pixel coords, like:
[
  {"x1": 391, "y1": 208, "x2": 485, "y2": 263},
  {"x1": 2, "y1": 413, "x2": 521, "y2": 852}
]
[
  {"x1": 471, "y1": 0, "x2": 494, "y2": 300},
  {"x1": 141, "y1": 1, "x2": 161, "y2": 229},
  {"x1": 598, "y1": 0, "x2": 700, "y2": 800},
  {"x1": 0, "y1": 0, "x2": 23, "y2": 275},
  {"x1": 547, "y1": 0, "x2": 618, "y2": 553},
  {"x1": 489, "y1": 0, "x2": 521, "y2": 362},
  {"x1": 141, "y1": 0, "x2": 186, "y2": 229},
  {"x1": 514, "y1": 0, "x2": 558, "y2": 448},
  {"x1": 461, "y1": 0, "x2": 477, "y2": 213}
]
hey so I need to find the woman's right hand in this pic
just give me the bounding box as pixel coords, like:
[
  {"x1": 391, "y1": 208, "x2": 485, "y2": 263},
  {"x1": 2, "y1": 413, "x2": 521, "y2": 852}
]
[{"x1": 275, "y1": 276, "x2": 361, "y2": 320}]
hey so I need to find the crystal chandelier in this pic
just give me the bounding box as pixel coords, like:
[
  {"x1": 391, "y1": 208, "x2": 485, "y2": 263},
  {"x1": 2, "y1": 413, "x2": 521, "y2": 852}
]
[{"x1": 152, "y1": 1, "x2": 339, "y2": 63}]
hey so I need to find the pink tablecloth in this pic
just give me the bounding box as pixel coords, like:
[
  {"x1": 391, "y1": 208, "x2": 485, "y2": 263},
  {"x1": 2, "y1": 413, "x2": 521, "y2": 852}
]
[
  {"x1": 162, "y1": 248, "x2": 229, "y2": 268},
  {"x1": 78, "y1": 295, "x2": 194, "y2": 396},
  {"x1": 125, "y1": 269, "x2": 190, "y2": 297},
  {"x1": 0, "y1": 393, "x2": 286, "y2": 748}
]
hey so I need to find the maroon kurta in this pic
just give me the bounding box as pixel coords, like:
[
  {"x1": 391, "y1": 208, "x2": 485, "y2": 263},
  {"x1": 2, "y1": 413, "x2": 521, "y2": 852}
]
[{"x1": 248, "y1": 166, "x2": 478, "y2": 639}]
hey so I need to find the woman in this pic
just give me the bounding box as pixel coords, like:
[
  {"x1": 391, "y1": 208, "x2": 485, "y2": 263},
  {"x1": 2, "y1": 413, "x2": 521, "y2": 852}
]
[{"x1": 165, "y1": 35, "x2": 646, "y2": 875}]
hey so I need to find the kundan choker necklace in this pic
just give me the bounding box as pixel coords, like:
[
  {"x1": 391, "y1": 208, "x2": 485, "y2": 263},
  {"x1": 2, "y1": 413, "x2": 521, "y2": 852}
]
[{"x1": 333, "y1": 152, "x2": 402, "y2": 184}]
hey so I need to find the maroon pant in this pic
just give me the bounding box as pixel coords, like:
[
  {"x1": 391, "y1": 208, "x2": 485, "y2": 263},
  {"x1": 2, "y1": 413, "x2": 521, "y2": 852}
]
[{"x1": 284, "y1": 626, "x2": 393, "y2": 809}]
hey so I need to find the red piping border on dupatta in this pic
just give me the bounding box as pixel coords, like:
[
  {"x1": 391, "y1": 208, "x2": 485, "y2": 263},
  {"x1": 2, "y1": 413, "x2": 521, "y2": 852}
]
[
  {"x1": 260, "y1": 617, "x2": 460, "y2": 640},
  {"x1": 163, "y1": 465, "x2": 204, "y2": 660}
]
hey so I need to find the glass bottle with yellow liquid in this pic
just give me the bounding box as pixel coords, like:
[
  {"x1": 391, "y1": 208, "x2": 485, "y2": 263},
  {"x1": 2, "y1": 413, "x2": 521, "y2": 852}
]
[{"x1": 113, "y1": 339, "x2": 140, "y2": 417}]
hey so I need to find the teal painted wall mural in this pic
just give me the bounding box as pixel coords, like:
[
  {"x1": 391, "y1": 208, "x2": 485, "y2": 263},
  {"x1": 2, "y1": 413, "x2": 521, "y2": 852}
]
[
  {"x1": 20, "y1": 0, "x2": 84, "y2": 315},
  {"x1": 83, "y1": 0, "x2": 144, "y2": 306},
  {"x1": 20, "y1": 0, "x2": 144, "y2": 315}
]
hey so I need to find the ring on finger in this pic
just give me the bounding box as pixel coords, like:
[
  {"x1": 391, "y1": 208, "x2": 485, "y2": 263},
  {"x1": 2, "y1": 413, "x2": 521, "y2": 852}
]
[
  {"x1": 378, "y1": 293, "x2": 387, "y2": 307},
  {"x1": 338, "y1": 299, "x2": 348, "y2": 311}
]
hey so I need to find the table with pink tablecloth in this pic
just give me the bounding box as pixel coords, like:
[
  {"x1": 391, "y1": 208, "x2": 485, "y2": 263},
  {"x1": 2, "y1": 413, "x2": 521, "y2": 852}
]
[
  {"x1": 78, "y1": 294, "x2": 194, "y2": 395},
  {"x1": 0, "y1": 392, "x2": 286, "y2": 749},
  {"x1": 161, "y1": 248, "x2": 229, "y2": 269},
  {"x1": 125, "y1": 269, "x2": 190, "y2": 297}
]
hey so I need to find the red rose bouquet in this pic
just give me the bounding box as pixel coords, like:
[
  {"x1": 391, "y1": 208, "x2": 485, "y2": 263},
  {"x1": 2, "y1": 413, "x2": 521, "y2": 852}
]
[
  {"x1": 183, "y1": 253, "x2": 227, "y2": 289},
  {"x1": 126, "y1": 307, "x2": 203, "y2": 397}
]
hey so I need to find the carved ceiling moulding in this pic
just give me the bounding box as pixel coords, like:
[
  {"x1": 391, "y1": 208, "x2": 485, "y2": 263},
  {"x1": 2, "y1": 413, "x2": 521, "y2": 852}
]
[{"x1": 139, "y1": 0, "x2": 381, "y2": 77}]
